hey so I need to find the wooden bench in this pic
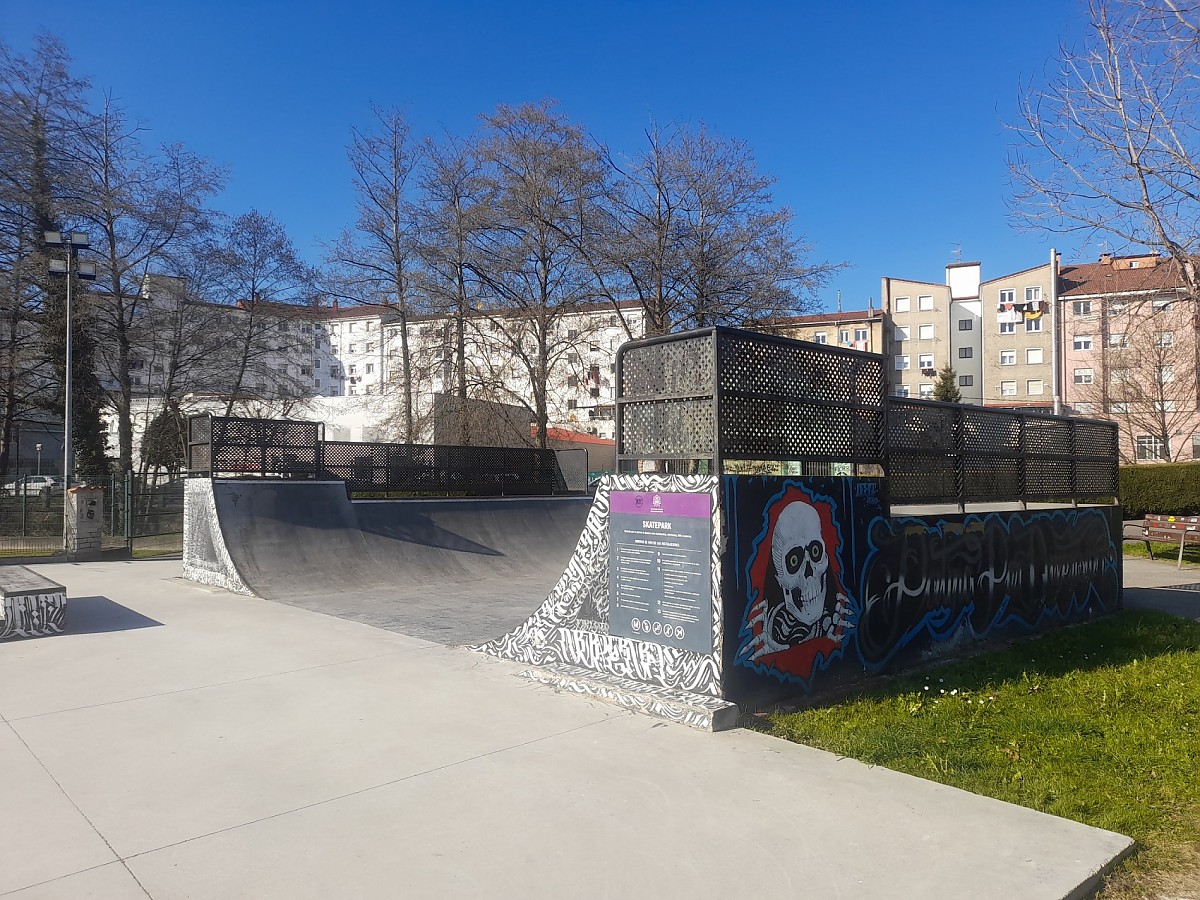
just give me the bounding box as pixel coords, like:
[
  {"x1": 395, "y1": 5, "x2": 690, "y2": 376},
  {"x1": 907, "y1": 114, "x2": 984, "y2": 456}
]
[
  {"x1": 0, "y1": 566, "x2": 67, "y2": 639},
  {"x1": 1129, "y1": 515, "x2": 1200, "y2": 569}
]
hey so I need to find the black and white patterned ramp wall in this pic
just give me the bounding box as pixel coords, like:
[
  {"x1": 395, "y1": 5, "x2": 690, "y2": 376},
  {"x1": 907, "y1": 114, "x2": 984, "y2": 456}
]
[
  {"x1": 0, "y1": 591, "x2": 66, "y2": 639},
  {"x1": 472, "y1": 474, "x2": 736, "y2": 729},
  {"x1": 183, "y1": 479, "x2": 253, "y2": 596}
]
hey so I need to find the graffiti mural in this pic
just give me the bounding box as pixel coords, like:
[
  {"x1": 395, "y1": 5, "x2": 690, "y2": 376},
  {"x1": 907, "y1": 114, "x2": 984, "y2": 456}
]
[
  {"x1": 722, "y1": 475, "x2": 1121, "y2": 698},
  {"x1": 737, "y1": 482, "x2": 856, "y2": 683}
]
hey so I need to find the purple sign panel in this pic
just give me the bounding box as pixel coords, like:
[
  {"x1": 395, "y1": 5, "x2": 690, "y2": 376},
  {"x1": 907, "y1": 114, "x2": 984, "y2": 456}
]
[{"x1": 609, "y1": 490, "x2": 714, "y2": 654}]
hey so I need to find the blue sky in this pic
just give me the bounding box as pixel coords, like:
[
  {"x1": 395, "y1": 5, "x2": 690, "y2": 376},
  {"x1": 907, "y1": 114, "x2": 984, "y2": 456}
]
[{"x1": 3, "y1": 0, "x2": 1094, "y2": 312}]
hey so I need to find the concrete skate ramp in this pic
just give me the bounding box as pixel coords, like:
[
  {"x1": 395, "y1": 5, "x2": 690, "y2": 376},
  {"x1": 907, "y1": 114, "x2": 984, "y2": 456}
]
[{"x1": 211, "y1": 480, "x2": 592, "y2": 645}]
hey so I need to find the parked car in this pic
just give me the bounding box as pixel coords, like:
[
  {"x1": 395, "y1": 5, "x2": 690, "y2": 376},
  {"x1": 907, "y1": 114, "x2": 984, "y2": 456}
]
[{"x1": 1, "y1": 475, "x2": 66, "y2": 497}]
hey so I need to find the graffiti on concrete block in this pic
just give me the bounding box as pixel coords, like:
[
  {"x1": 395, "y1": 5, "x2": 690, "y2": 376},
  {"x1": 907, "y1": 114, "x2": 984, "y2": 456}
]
[
  {"x1": 736, "y1": 482, "x2": 858, "y2": 683},
  {"x1": 0, "y1": 592, "x2": 67, "y2": 639},
  {"x1": 856, "y1": 510, "x2": 1119, "y2": 669},
  {"x1": 724, "y1": 476, "x2": 1120, "y2": 691}
]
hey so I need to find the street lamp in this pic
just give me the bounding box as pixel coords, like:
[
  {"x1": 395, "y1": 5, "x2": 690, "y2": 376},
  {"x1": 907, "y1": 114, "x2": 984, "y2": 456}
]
[
  {"x1": 35, "y1": 443, "x2": 42, "y2": 476},
  {"x1": 44, "y1": 231, "x2": 96, "y2": 489}
]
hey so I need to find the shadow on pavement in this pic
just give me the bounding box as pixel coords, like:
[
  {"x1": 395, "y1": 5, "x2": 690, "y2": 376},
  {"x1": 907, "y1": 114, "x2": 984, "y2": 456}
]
[{"x1": 66, "y1": 595, "x2": 164, "y2": 635}]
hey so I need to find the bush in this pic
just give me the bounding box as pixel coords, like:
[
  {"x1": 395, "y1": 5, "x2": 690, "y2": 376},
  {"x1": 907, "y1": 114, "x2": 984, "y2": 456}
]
[{"x1": 1121, "y1": 461, "x2": 1200, "y2": 518}]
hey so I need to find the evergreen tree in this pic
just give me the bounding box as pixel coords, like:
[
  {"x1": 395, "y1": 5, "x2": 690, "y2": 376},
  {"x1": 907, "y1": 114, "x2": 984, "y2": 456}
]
[
  {"x1": 140, "y1": 401, "x2": 185, "y2": 479},
  {"x1": 932, "y1": 363, "x2": 962, "y2": 403}
]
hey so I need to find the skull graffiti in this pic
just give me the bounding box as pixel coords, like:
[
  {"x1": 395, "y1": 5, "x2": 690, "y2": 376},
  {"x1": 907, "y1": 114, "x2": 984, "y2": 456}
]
[{"x1": 771, "y1": 501, "x2": 829, "y2": 629}]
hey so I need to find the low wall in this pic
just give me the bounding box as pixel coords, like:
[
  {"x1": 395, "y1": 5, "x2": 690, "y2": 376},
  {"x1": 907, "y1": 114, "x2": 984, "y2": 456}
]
[{"x1": 719, "y1": 476, "x2": 1122, "y2": 706}]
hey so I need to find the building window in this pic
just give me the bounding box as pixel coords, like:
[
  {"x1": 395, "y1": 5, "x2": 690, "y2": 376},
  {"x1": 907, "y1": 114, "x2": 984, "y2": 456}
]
[
  {"x1": 348, "y1": 323, "x2": 356, "y2": 332},
  {"x1": 1155, "y1": 331, "x2": 1174, "y2": 348},
  {"x1": 1025, "y1": 286, "x2": 1042, "y2": 303},
  {"x1": 1158, "y1": 365, "x2": 1175, "y2": 384},
  {"x1": 1110, "y1": 367, "x2": 1130, "y2": 384},
  {"x1": 918, "y1": 353, "x2": 934, "y2": 370},
  {"x1": 1073, "y1": 335, "x2": 1093, "y2": 351},
  {"x1": 959, "y1": 375, "x2": 973, "y2": 387},
  {"x1": 958, "y1": 347, "x2": 973, "y2": 359},
  {"x1": 348, "y1": 365, "x2": 356, "y2": 375},
  {"x1": 893, "y1": 325, "x2": 909, "y2": 342},
  {"x1": 1027, "y1": 379, "x2": 1044, "y2": 395},
  {"x1": 1000, "y1": 381, "x2": 1017, "y2": 397},
  {"x1": 838, "y1": 329, "x2": 851, "y2": 344},
  {"x1": 999, "y1": 322, "x2": 1015, "y2": 334},
  {"x1": 1108, "y1": 301, "x2": 1126, "y2": 317},
  {"x1": 999, "y1": 289, "x2": 1015, "y2": 305},
  {"x1": 1110, "y1": 402, "x2": 1129, "y2": 413},
  {"x1": 919, "y1": 384, "x2": 934, "y2": 398},
  {"x1": 365, "y1": 364, "x2": 374, "y2": 374},
  {"x1": 918, "y1": 324, "x2": 934, "y2": 340},
  {"x1": 1074, "y1": 368, "x2": 1094, "y2": 384},
  {"x1": 894, "y1": 296, "x2": 910, "y2": 312},
  {"x1": 567, "y1": 328, "x2": 579, "y2": 339},
  {"x1": 813, "y1": 331, "x2": 827, "y2": 344},
  {"x1": 349, "y1": 344, "x2": 357, "y2": 353},
  {"x1": 1072, "y1": 300, "x2": 1092, "y2": 316},
  {"x1": 958, "y1": 319, "x2": 973, "y2": 331},
  {"x1": 315, "y1": 378, "x2": 321, "y2": 388},
  {"x1": 1152, "y1": 296, "x2": 1173, "y2": 312},
  {"x1": 567, "y1": 399, "x2": 577, "y2": 410},
  {"x1": 1192, "y1": 434, "x2": 1200, "y2": 460},
  {"x1": 1000, "y1": 350, "x2": 1016, "y2": 365},
  {"x1": 854, "y1": 328, "x2": 868, "y2": 342},
  {"x1": 1136, "y1": 435, "x2": 1168, "y2": 461},
  {"x1": 1026, "y1": 318, "x2": 1043, "y2": 333},
  {"x1": 894, "y1": 385, "x2": 910, "y2": 397},
  {"x1": 300, "y1": 366, "x2": 312, "y2": 376},
  {"x1": 1026, "y1": 348, "x2": 1044, "y2": 364},
  {"x1": 1109, "y1": 333, "x2": 1129, "y2": 349},
  {"x1": 1155, "y1": 400, "x2": 1177, "y2": 413},
  {"x1": 918, "y1": 295, "x2": 934, "y2": 311},
  {"x1": 567, "y1": 375, "x2": 578, "y2": 387},
  {"x1": 1075, "y1": 402, "x2": 1095, "y2": 415},
  {"x1": 895, "y1": 355, "x2": 910, "y2": 370},
  {"x1": 366, "y1": 342, "x2": 375, "y2": 352}
]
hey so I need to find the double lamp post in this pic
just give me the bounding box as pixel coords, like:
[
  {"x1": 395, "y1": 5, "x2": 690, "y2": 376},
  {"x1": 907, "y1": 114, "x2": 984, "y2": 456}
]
[{"x1": 43, "y1": 230, "x2": 95, "y2": 492}]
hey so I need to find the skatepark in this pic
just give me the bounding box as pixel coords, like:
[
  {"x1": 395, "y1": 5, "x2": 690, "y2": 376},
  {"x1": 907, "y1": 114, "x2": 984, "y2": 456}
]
[{"x1": 1, "y1": 328, "x2": 1142, "y2": 897}]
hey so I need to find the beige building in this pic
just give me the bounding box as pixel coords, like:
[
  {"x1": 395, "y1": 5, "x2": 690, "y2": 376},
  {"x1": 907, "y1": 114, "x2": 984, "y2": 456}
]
[
  {"x1": 979, "y1": 258, "x2": 1057, "y2": 411},
  {"x1": 771, "y1": 308, "x2": 886, "y2": 354}
]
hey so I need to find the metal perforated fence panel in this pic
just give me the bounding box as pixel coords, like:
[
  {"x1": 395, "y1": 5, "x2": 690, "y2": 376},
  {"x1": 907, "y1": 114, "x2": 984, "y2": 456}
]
[
  {"x1": 616, "y1": 327, "x2": 886, "y2": 471},
  {"x1": 190, "y1": 416, "x2": 322, "y2": 478},
  {"x1": 322, "y1": 440, "x2": 567, "y2": 496},
  {"x1": 887, "y1": 399, "x2": 1119, "y2": 505},
  {"x1": 615, "y1": 326, "x2": 1118, "y2": 507}
]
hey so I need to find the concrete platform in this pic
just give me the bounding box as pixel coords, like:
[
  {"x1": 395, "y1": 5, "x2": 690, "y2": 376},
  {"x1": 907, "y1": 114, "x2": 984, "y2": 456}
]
[{"x1": 0, "y1": 559, "x2": 1133, "y2": 899}]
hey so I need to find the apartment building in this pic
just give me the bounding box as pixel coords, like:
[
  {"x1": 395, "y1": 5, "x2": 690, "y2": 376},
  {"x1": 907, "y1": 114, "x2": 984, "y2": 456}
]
[
  {"x1": 979, "y1": 257, "x2": 1057, "y2": 411},
  {"x1": 386, "y1": 303, "x2": 644, "y2": 442},
  {"x1": 771, "y1": 308, "x2": 885, "y2": 353},
  {"x1": 1059, "y1": 253, "x2": 1196, "y2": 462}
]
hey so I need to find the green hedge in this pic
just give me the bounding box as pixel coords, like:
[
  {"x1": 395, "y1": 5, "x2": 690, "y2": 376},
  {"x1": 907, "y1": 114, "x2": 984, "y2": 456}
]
[{"x1": 1121, "y1": 461, "x2": 1200, "y2": 518}]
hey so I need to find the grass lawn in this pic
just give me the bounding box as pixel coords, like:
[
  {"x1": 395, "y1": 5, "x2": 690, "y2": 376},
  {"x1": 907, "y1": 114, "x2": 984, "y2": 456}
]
[
  {"x1": 758, "y1": 610, "x2": 1200, "y2": 898},
  {"x1": 1125, "y1": 539, "x2": 1200, "y2": 568}
]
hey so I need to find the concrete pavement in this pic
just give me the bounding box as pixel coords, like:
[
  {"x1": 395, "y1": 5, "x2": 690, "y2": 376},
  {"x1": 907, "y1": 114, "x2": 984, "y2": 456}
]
[{"x1": 1, "y1": 559, "x2": 1136, "y2": 899}]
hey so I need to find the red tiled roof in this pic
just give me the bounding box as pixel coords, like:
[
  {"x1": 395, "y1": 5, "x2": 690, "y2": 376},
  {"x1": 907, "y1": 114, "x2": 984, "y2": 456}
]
[
  {"x1": 1058, "y1": 257, "x2": 1192, "y2": 297},
  {"x1": 536, "y1": 426, "x2": 615, "y2": 446},
  {"x1": 770, "y1": 308, "x2": 883, "y2": 326}
]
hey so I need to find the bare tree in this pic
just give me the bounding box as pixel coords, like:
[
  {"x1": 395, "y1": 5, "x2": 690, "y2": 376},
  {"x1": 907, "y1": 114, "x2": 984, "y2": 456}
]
[
  {"x1": 74, "y1": 95, "x2": 223, "y2": 473},
  {"x1": 470, "y1": 100, "x2": 606, "y2": 448},
  {"x1": 0, "y1": 36, "x2": 96, "y2": 480},
  {"x1": 415, "y1": 133, "x2": 494, "y2": 443},
  {"x1": 1076, "y1": 294, "x2": 1199, "y2": 461},
  {"x1": 1011, "y1": 0, "x2": 1200, "y2": 296},
  {"x1": 325, "y1": 106, "x2": 424, "y2": 440},
  {"x1": 209, "y1": 211, "x2": 316, "y2": 416},
  {"x1": 593, "y1": 122, "x2": 842, "y2": 337}
]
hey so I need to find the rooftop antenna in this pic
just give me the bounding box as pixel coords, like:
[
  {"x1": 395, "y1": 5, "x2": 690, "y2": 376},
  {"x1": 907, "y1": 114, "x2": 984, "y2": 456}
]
[
  {"x1": 951, "y1": 243, "x2": 962, "y2": 263},
  {"x1": 836, "y1": 289, "x2": 842, "y2": 313}
]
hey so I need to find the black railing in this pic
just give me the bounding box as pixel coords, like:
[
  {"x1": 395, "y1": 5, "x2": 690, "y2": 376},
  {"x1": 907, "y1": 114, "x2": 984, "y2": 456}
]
[
  {"x1": 615, "y1": 326, "x2": 1120, "y2": 508},
  {"x1": 187, "y1": 414, "x2": 574, "y2": 497}
]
